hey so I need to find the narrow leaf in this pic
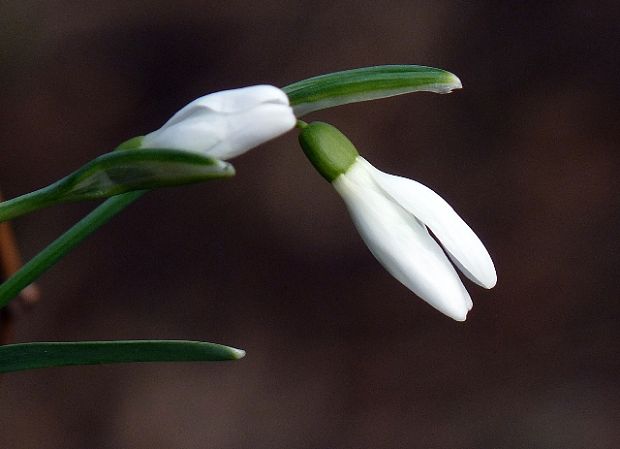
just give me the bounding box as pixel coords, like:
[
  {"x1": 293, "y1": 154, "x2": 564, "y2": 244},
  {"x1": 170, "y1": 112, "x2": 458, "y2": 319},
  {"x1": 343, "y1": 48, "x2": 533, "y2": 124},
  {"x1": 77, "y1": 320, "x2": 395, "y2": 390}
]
[
  {"x1": 0, "y1": 340, "x2": 245, "y2": 373},
  {"x1": 283, "y1": 64, "x2": 462, "y2": 117}
]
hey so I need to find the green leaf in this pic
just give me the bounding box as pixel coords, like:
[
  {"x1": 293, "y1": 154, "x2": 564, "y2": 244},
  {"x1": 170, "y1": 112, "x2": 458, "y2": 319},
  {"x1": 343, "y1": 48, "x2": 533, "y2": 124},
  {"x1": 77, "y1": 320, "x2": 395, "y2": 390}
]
[
  {"x1": 283, "y1": 64, "x2": 462, "y2": 117},
  {"x1": 0, "y1": 340, "x2": 245, "y2": 373},
  {"x1": 0, "y1": 149, "x2": 234, "y2": 223}
]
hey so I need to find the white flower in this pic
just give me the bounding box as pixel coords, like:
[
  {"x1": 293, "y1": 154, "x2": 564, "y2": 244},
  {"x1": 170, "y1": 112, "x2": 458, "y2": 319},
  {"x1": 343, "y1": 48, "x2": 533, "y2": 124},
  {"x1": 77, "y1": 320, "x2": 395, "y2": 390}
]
[
  {"x1": 142, "y1": 85, "x2": 296, "y2": 160},
  {"x1": 298, "y1": 121, "x2": 496, "y2": 321},
  {"x1": 333, "y1": 156, "x2": 496, "y2": 321}
]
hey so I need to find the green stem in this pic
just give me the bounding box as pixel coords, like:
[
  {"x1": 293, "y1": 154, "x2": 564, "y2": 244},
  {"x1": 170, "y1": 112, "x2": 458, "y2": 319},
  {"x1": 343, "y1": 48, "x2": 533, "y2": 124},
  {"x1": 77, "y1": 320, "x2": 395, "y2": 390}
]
[
  {"x1": 0, "y1": 191, "x2": 145, "y2": 308},
  {"x1": 0, "y1": 183, "x2": 62, "y2": 223}
]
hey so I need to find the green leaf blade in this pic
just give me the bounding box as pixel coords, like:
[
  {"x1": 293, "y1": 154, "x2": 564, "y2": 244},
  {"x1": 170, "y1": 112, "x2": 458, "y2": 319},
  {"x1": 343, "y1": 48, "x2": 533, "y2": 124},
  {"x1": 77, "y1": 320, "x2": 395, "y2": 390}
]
[
  {"x1": 0, "y1": 340, "x2": 245, "y2": 373},
  {"x1": 283, "y1": 64, "x2": 462, "y2": 117}
]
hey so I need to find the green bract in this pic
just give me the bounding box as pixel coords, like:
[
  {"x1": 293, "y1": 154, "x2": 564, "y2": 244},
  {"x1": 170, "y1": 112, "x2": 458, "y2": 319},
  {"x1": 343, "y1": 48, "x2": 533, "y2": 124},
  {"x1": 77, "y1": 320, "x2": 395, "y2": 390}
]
[
  {"x1": 0, "y1": 148, "x2": 234, "y2": 222},
  {"x1": 283, "y1": 65, "x2": 462, "y2": 117},
  {"x1": 59, "y1": 149, "x2": 234, "y2": 200}
]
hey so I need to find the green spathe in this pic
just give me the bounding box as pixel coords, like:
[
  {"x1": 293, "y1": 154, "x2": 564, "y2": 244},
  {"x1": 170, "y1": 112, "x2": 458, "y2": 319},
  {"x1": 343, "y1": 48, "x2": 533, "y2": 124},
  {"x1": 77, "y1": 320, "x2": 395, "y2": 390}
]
[
  {"x1": 0, "y1": 148, "x2": 234, "y2": 223},
  {"x1": 116, "y1": 135, "x2": 145, "y2": 150},
  {"x1": 298, "y1": 122, "x2": 359, "y2": 182}
]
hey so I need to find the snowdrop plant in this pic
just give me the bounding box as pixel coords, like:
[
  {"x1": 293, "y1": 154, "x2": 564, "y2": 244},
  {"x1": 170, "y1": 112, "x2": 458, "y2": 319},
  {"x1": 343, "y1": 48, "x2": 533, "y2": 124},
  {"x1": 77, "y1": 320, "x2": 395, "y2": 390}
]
[
  {"x1": 0, "y1": 65, "x2": 494, "y2": 373},
  {"x1": 298, "y1": 121, "x2": 496, "y2": 321}
]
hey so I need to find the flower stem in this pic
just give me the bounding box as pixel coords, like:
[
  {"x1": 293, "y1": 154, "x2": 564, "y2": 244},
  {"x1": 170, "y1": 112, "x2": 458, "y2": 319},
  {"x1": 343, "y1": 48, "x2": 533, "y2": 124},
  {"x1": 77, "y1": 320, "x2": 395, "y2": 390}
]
[
  {"x1": 0, "y1": 184, "x2": 62, "y2": 223},
  {"x1": 0, "y1": 191, "x2": 145, "y2": 308}
]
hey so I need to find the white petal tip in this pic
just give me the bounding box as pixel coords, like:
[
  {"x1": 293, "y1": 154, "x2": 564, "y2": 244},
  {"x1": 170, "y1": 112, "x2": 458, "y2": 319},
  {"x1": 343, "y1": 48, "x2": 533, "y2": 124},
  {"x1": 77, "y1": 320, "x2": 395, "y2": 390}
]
[
  {"x1": 433, "y1": 301, "x2": 469, "y2": 322},
  {"x1": 480, "y1": 271, "x2": 497, "y2": 289},
  {"x1": 449, "y1": 310, "x2": 468, "y2": 322}
]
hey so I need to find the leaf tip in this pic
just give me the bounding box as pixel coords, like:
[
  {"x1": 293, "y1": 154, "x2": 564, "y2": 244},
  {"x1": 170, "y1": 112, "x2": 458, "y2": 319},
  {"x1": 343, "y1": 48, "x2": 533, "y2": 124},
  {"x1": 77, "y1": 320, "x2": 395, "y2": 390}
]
[
  {"x1": 230, "y1": 347, "x2": 246, "y2": 360},
  {"x1": 443, "y1": 72, "x2": 463, "y2": 93}
]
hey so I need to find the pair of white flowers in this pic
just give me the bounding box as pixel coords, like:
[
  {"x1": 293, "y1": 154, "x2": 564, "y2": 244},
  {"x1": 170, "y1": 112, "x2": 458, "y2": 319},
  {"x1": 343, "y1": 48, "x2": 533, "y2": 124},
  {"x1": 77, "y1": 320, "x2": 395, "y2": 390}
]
[{"x1": 141, "y1": 85, "x2": 496, "y2": 321}]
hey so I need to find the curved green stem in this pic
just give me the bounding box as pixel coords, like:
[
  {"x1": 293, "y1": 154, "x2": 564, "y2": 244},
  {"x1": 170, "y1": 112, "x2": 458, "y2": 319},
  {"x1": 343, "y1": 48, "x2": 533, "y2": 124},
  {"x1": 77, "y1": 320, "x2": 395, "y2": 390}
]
[{"x1": 0, "y1": 191, "x2": 145, "y2": 308}]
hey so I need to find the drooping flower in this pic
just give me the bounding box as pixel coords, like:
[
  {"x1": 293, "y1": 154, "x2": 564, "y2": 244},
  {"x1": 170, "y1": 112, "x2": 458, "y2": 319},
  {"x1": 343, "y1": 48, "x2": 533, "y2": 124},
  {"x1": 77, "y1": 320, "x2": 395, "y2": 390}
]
[
  {"x1": 141, "y1": 85, "x2": 296, "y2": 160},
  {"x1": 298, "y1": 121, "x2": 496, "y2": 321}
]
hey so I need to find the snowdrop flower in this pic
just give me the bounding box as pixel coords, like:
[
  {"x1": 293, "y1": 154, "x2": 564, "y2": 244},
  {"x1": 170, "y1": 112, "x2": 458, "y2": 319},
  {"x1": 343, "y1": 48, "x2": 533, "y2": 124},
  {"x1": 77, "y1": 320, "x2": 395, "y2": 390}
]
[
  {"x1": 299, "y1": 122, "x2": 496, "y2": 321},
  {"x1": 141, "y1": 85, "x2": 296, "y2": 160}
]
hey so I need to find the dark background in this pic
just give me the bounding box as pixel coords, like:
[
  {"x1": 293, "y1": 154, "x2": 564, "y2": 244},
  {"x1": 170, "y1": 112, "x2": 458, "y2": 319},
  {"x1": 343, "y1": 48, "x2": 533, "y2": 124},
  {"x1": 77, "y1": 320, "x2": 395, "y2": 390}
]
[{"x1": 1, "y1": 1, "x2": 618, "y2": 448}]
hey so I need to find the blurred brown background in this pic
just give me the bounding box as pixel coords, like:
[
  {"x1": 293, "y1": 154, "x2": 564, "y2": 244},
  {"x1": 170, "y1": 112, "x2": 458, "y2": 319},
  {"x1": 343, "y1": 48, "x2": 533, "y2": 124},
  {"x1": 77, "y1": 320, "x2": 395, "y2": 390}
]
[{"x1": 0, "y1": 1, "x2": 618, "y2": 448}]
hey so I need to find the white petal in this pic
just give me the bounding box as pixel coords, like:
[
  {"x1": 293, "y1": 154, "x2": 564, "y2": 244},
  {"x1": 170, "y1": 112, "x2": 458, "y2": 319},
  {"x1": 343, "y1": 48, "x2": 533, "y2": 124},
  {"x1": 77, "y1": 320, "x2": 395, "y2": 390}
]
[
  {"x1": 206, "y1": 103, "x2": 296, "y2": 159},
  {"x1": 201, "y1": 85, "x2": 291, "y2": 113},
  {"x1": 142, "y1": 113, "x2": 224, "y2": 153},
  {"x1": 164, "y1": 85, "x2": 290, "y2": 127},
  {"x1": 360, "y1": 158, "x2": 497, "y2": 289},
  {"x1": 333, "y1": 160, "x2": 471, "y2": 321},
  {"x1": 142, "y1": 85, "x2": 295, "y2": 160}
]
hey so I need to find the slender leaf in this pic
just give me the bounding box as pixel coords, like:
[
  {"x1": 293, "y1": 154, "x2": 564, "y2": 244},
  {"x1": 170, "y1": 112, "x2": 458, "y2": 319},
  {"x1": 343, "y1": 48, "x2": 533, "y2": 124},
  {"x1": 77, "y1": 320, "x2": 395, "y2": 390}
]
[
  {"x1": 0, "y1": 340, "x2": 245, "y2": 373},
  {"x1": 283, "y1": 64, "x2": 462, "y2": 117}
]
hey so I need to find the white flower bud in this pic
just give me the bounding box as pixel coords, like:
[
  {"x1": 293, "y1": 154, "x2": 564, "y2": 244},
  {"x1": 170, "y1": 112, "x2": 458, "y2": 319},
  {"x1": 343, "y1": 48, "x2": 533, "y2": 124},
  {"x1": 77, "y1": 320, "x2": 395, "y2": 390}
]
[{"x1": 142, "y1": 85, "x2": 296, "y2": 160}]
